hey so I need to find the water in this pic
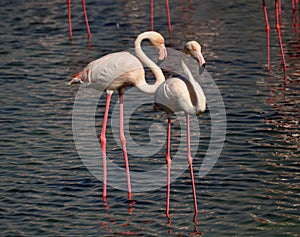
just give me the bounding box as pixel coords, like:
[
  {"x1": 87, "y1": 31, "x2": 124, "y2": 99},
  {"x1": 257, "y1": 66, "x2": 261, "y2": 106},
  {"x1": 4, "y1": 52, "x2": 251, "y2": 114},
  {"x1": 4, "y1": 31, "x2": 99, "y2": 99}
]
[{"x1": 1, "y1": 0, "x2": 299, "y2": 236}]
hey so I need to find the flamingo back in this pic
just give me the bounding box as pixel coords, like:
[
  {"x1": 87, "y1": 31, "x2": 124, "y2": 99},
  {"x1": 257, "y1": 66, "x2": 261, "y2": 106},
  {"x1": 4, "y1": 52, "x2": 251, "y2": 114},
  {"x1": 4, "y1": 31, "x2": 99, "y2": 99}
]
[{"x1": 71, "y1": 52, "x2": 145, "y2": 91}]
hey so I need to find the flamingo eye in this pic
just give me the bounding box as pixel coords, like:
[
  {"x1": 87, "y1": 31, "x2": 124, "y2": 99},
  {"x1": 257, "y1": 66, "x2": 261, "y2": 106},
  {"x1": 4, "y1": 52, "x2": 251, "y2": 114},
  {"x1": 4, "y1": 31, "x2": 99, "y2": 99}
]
[
  {"x1": 191, "y1": 43, "x2": 201, "y2": 51},
  {"x1": 157, "y1": 38, "x2": 164, "y2": 45}
]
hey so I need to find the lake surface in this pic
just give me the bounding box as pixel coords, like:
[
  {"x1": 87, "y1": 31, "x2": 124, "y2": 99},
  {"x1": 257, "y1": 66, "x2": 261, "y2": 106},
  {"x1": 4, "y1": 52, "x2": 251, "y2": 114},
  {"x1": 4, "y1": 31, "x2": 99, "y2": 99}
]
[{"x1": 1, "y1": 0, "x2": 299, "y2": 236}]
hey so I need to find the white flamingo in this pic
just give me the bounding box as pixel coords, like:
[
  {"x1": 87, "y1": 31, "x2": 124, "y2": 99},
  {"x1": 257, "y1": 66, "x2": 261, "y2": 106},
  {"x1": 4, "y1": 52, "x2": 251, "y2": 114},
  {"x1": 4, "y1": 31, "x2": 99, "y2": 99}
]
[
  {"x1": 69, "y1": 31, "x2": 167, "y2": 201},
  {"x1": 154, "y1": 41, "x2": 206, "y2": 222}
]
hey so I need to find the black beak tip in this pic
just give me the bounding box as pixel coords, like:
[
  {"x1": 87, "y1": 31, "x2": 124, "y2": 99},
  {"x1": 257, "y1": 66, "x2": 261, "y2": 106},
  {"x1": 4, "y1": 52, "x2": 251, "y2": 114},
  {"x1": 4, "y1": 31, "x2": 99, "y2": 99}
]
[
  {"x1": 157, "y1": 59, "x2": 164, "y2": 66},
  {"x1": 199, "y1": 64, "x2": 206, "y2": 75}
]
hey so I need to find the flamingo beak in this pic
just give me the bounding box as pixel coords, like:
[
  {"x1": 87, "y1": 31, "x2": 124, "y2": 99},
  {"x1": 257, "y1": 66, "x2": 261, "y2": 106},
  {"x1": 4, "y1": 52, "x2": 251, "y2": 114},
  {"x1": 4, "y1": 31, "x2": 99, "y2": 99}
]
[
  {"x1": 157, "y1": 44, "x2": 167, "y2": 65},
  {"x1": 193, "y1": 51, "x2": 206, "y2": 74},
  {"x1": 194, "y1": 51, "x2": 206, "y2": 68}
]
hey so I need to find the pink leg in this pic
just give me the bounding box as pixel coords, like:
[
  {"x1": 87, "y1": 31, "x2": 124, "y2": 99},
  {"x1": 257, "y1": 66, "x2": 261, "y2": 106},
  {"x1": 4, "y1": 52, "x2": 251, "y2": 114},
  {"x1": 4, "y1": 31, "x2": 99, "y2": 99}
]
[
  {"x1": 275, "y1": 0, "x2": 287, "y2": 71},
  {"x1": 278, "y1": 0, "x2": 282, "y2": 18},
  {"x1": 81, "y1": 0, "x2": 91, "y2": 39},
  {"x1": 165, "y1": 0, "x2": 172, "y2": 34},
  {"x1": 68, "y1": 0, "x2": 73, "y2": 39},
  {"x1": 119, "y1": 92, "x2": 132, "y2": 200},
  {"x1": 100, "y1": 93, "x2": 112, "y2": 201},
  {"x1": 292, "y1": 0, "x2": 299, "y2": 35},
  {"x1": 150, "y1": 0, "x2": 154, "y2": 30},
  {"x1": 262, "y1": 0, "x2": 271, "y2": 71},
  {"x1": 186, "y1": 115, "x2": 198, "y2": 222},
  {"x1": 292, "y1": 0, "x2": 299, "y2": 12},
  {"x1": 165, "y1": 117, "x2": 171, "y2": 223},
  {"x1": 292, "y1": 0, "x2": 295, "y2": 11}
]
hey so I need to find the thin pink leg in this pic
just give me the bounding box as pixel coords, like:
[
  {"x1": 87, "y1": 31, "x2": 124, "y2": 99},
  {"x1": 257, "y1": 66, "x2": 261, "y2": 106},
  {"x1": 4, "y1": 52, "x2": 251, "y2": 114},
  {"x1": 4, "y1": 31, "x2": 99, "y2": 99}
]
[
  {"x1": 278, "y1": 0, "x2": 282, "y2": 19},
  {"x1": 292, "y1": 0, "x2": 295, "y2": 11},
  {"x1": 292, "y1": 0, "x2": 299, "y2": 12},
  {"x1": 262, "y1": 0, "x2": 271, "y2": 71},
  {"x1": 292, "y1": 0, "x2": 299, "y2": 35},
  {"x1": 296, "y1": 0, "x2": 299, "y2": 35},
  {"x1": 68, "y1": 0, "x2": 73, "y2": 39},
  {"x1": 100, "y1": 93, "x2": 112, "y2": 201},
  {"x1": 186, "y1": 115, "x2": 198, "y2": 222},
  {"x1": 165, "y1": 0, "x2": 172, "y2": 34},
  {"x1": 150, "y1": 0, "x2": 154, "y2": 30},
  {"x1": 165, "y1": 117, "x2": 172, "y2": 223},
  {"x1": 275, "y1": 0, "x2": 287, "y2": 71},
  {"x1": 81, "y1": 0, "x2": 91, "y2": 38},
  {"x1": 118, "y1": 92, "x2": 132, "y2": 200}
]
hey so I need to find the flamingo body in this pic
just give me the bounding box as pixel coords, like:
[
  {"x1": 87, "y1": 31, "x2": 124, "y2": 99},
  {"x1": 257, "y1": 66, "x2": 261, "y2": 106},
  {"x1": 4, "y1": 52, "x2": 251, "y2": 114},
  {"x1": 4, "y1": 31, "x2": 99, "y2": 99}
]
[
  {"x1": 69, "y1": 31, "x2": 166, "y2": 201},
  {"x1": 69, "y1": 52, "x2": 145, "y2": 92},
  {"x1": 69, "y1": 31, "x2": 166, "y2": 94},
  {"x1": 154, "y1": 76, "x2": 205, "y2": 116},
  {"x1": 154, "y1": 42, "x2": 206, "y2": 222},
  {"x1": 155, "y1": 41, "x2": 206, "y2": 116}
]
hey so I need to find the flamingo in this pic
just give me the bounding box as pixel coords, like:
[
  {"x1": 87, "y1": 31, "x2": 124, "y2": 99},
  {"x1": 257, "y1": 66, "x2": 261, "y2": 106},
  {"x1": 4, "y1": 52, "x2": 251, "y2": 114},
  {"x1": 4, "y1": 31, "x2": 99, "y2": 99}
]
[
  {"x1": 154, "y1": 41, "x2": 206, "y2": 222},
  {"x1": 68, "y1": 0, "x2": 91, "y2": 39},
  {"x1": 150, "y1": 0, "x2": 172, "y2": 33},
  {"x1": 262, "y1": 0, "x2": 287, "y2": 71},
  {"x1": 184, "y1": 41, "x2": 207, "y2": 73},
  {"x1": 68, "y1": 31, "x2": 167, "y2": 201}
]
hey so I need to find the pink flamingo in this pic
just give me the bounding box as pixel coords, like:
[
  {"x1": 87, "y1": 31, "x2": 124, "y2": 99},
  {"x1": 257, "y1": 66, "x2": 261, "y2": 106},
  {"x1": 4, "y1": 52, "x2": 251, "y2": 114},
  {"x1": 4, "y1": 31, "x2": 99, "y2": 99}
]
[
  {"x1": 154, "y1": 41, "x2": 206, "y2": 222},
  {"x1": 68, "y1": 31, "x2": 167, "y2": 201},
  {"x1": 68, "y1": 0, "x2": 92, "y2": 39},
  {"x1": 262, "y1": 0, "x2": 289, "y2": 71},
  {"x1": 150, "y1": 0, "x2": 172, "y2": 33}
]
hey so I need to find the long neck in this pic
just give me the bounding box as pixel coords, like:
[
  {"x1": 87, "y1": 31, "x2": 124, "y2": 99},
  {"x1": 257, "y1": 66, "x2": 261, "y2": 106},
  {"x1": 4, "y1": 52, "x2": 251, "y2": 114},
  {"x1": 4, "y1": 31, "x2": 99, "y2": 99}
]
[
  {"x1": 181, "y1": 61, "x2": 206, "y2": 113},
  {"x1": 134, "y1": 33, "x2": 165, "y2": 94}
]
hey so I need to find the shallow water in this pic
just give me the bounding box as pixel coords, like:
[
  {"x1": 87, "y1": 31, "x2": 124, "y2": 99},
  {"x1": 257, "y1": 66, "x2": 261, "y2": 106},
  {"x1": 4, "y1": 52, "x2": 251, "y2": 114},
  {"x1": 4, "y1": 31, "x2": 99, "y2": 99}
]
[{"x1": 1, "y1": 0, "x2": 299, "y2": 236}]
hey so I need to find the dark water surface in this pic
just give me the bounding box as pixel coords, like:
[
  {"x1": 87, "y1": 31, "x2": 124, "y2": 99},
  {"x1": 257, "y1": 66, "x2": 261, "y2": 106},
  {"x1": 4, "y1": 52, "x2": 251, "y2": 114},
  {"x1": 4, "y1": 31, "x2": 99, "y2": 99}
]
[{"x1": 1, "y1": 0, "x2": 299, "y2": 236}]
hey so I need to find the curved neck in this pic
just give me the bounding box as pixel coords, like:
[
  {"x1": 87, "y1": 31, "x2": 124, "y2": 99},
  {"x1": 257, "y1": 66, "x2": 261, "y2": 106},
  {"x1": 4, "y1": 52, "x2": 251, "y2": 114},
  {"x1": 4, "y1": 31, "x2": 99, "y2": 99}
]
[
  {"x1": 181, "y1": 61, "x2": 206, "y2": 113},
  {"x1": 134, "y1": 33, "x2": 165, "y2": 94}
]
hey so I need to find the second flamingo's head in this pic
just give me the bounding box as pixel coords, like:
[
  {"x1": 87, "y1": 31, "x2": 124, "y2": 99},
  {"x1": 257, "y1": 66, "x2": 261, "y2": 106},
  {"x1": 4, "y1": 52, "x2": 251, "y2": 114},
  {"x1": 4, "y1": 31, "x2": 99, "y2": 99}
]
[{"x1": 184, "y1": 41, "x2": 206, "y2": 69}]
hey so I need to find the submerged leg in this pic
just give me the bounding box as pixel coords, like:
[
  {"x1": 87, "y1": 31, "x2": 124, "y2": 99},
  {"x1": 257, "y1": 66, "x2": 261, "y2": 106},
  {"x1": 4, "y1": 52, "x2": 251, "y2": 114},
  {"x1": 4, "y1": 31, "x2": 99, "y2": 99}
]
[
  {"x1": 186, "y1": 115, "x2": 198, "y2": 222},
  {"x1": 165, "y1": 0, "x2": 172, "y2": 34},
  {"x1": 262, "y1": 0, "x2": 271, "y2": 71},
  {"x1": 275, "y1": 0, "x2": 287, "y2": 71},
  {"x1": 165, "y1": 116, "x2": 172, "y2": 223},
  {"x1": 68, "y1": 0, "x2": 72, "y2": 39},
  {"x1": 81, "y1": 0, "x2": 91, "y2": 38},
  {"x1": 119, "y1": 92, "x2": 132, "y2": 200},
  {"x1": 100, "y1": 92, "x2": 112, "y2": 201},
  {"x1": 150, "y1": 0, "x2": 154, "y2": 30},
  {"x1": 292, "y1": 0, "x2": 299, "y2": 35}
]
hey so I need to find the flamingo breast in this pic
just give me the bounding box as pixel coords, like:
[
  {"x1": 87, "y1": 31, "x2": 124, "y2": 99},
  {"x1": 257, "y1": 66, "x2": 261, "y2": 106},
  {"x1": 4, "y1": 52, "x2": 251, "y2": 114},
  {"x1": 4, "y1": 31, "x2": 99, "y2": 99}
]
[{"x1": 154, "y1": 77, "x2": 195, "y2": 114}]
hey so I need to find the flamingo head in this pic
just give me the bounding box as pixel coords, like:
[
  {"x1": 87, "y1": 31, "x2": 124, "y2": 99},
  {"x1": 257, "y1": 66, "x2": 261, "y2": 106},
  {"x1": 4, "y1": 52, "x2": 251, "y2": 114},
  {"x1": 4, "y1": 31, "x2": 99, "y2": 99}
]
[
  {"x1": 148, "y1": 31, "x2": 167, "y2": 61},
  {"x1": 184, "y1": 41, "x2": 206, "y2": 70},
  {"x1": 67, "y1": 71, "x2": 84, "y2": 85}
]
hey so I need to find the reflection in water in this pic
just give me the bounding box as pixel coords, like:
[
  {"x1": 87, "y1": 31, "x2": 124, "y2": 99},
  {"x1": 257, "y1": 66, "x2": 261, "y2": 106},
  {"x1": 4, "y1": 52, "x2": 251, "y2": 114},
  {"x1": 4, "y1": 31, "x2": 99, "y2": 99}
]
[
  {"x1": 264, "y1": 74, "x2": 299, "y2": 149},
  {"x1": 251, "y1": 32, "x2": 300, "y2": 232},
  {"x1": 263, "y1": 35, "x2": 300, "y2": 153},
  {"x1": 259, "y1": 2, "x2": 300, "y2": 160},
  {"x1": 99, "y1": 199, "x2": 141, "y2": 235},
  {"x1": 1, "y1": 0, "x2": 300, "y2": 236}
]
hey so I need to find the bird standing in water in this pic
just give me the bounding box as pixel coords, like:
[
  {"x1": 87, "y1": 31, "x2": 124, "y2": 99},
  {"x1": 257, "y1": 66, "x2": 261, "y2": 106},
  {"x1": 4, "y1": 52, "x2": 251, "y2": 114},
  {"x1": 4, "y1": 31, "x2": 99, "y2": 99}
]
[
  {"x1": 154, "y1": 41, "x2": 206, "y2": 222},
  {"x1": 69, "y1": 31, "x2": 167, "y2": 201}
]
